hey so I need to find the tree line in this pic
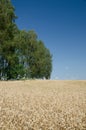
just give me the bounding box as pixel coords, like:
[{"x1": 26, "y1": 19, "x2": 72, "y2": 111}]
[{"x1": 0, "y1": 0, "x2": 52, "y2": 80}]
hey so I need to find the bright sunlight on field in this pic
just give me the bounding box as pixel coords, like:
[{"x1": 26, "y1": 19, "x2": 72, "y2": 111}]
[{"x1": 0, "y1": 80, "x2": 86, "y2": 130}]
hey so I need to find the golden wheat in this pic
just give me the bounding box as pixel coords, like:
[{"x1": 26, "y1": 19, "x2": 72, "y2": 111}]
[{"x1": 0, "y1": 80, "x2": 86, "y2": 130}]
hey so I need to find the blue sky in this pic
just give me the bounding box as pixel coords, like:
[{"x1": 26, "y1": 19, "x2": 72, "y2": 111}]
[{"x1": 12, "y1": 0, "x2": 86, "y2": 80}]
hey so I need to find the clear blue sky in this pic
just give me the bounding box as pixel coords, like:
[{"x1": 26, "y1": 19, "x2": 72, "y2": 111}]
[{"x1": 12, "y1": 0, "x2": 86, "y2": 80}]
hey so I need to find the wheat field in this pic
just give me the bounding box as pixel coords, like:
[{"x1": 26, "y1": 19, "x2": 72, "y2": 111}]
[{"x1": 0, "y1": 80, "x2": 86, "y2": 130}]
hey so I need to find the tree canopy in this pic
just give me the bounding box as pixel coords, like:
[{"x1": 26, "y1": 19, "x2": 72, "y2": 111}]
[{"x1": 0, "y1": 0, "x2": 52, "y2": 80}]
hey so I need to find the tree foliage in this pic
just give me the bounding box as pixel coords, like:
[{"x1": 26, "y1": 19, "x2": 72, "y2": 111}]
[{"x1": 0, "y1": 0, "x2": 52, "y2": 80}]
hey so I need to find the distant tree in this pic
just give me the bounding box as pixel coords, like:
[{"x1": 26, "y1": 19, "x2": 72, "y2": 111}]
[
  {"x1": 30, "y1": 40, "x2": 52, "y2": 79},
  {"x1": 0, "y1": 0, "x2": 18, "y2": 79}
]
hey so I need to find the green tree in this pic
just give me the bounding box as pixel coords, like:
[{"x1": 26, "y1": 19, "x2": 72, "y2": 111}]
[
  {"x1": 0, "y1": 0, "x2": 18, "y2": 79},
  {"x1": 30, "y1": 40, "x2": 52, "y2": 79}
]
